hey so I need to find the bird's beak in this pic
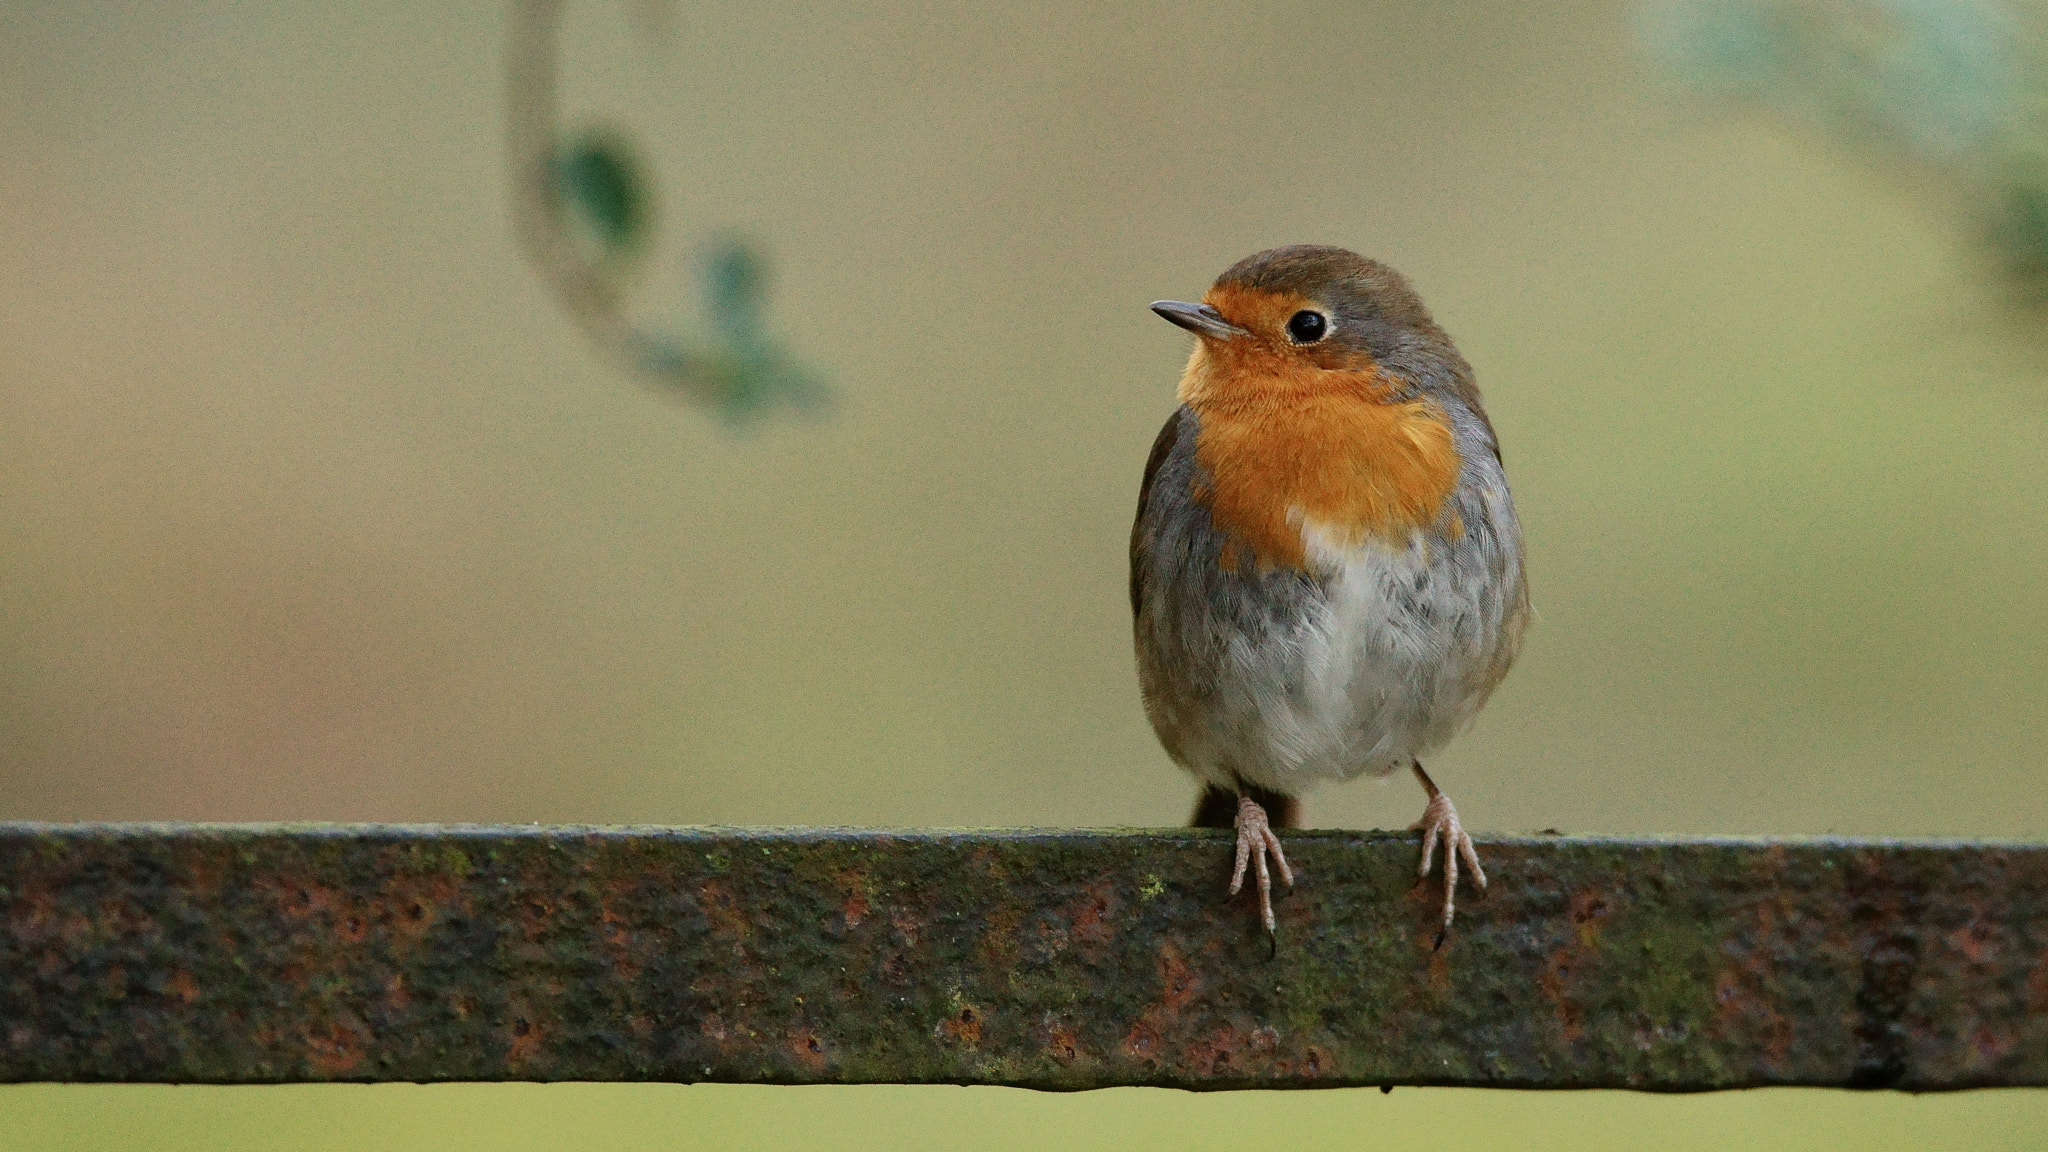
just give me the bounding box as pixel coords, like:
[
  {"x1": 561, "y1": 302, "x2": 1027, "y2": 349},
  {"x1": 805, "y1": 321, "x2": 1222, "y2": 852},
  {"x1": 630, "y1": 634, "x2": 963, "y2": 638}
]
[{"x1": 1150, "y1": 300, "x2": 1248, "y2": 340}]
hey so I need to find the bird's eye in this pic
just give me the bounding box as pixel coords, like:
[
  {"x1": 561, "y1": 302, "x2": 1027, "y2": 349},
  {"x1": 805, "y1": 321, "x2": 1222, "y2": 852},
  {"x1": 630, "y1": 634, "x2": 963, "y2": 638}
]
[{"x1": 1286, "y1": 310, "x2": 1328, "y2": 344}]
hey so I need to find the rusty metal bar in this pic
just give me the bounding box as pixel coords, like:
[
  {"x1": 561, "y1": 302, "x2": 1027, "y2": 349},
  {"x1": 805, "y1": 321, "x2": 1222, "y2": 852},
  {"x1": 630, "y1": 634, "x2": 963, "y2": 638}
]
[{"x1": 1, "y1": 823, "x2": 2044, "y2": 1090}]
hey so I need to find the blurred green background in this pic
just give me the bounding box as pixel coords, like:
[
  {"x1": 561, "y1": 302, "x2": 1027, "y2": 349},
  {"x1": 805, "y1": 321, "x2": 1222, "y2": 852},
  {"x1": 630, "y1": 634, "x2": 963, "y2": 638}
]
[{"x1": 2, "y1": 0, "x2": 2044, "y2": 1147}]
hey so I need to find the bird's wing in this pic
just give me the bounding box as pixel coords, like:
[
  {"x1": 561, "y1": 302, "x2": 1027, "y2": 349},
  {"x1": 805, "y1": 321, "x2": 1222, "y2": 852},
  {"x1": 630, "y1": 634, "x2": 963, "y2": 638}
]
[{"x1": 1129, "y1": 406, "x2": 1187, "y2": 619}]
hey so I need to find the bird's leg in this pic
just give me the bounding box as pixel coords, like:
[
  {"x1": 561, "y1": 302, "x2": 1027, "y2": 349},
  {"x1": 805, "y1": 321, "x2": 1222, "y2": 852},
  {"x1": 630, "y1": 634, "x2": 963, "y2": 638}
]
[
  {"x1": 1228, "y1": 793, "x2": 1294, "y2": 935},
  {"x1": 1410, "y1": 760, "x2": 1485, "y2": 940}
]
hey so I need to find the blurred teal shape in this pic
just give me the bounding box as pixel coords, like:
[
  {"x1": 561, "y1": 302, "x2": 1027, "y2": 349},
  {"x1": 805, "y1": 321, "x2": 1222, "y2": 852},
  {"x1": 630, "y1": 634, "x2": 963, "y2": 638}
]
[
  {"x1": 537, "y1": 131, "x2": 830, "y2": 422},
  {"x1": 1640, "y1": 0, "x2": 2021, "y2": 158},
  {"x1": 1996, "y1": 167, "x2": 2048, "y2": 286},
  {"x1": 703, "y1": 241, "x2": 767, "y2": 343},
  {"x1": 1639, "y1": 0, "x2": 2048, "y2": 301},
  {"x1": 554, "y1": 133, "x2": 650, "y2": 259},
  {"x1": 509, "y1": 1, "x2": 833, "y2": 424},
  {"x1": 626, "y1": 240, "x2": 831, "y2": 424}
]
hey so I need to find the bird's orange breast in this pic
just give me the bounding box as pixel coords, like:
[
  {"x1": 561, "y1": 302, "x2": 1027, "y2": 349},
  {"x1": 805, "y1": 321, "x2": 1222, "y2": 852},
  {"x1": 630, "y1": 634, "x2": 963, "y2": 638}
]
[{"x1": 1177, "y1": 339, "x2": 1461, "y2": 572}]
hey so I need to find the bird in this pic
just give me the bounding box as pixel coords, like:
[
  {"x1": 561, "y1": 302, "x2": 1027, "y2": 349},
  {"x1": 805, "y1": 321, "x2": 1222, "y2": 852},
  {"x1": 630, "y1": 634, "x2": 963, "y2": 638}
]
[{"x1": 1129, "y1": 245, "x2": 1527, "y2": 943}]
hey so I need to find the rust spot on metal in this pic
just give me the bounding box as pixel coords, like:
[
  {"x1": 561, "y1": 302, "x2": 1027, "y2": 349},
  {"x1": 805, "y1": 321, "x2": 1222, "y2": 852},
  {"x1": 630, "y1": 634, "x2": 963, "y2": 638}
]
[
  {"x1": 700, "y1": 1014, "x2": 729, "y2": 1044},
  {"x1": 971, "y1": 844, "x2": 1007, "y2": 882},
  {"x1": 518, "y1": 894, "x2": 556, "y2": 941},
  {"x1": 1944, "y1": 922, "x2": 1994, "y2": 966},
  {"x1": 879, "y1": 951, "x2": 913, "y2": 986},
  {"x1": 1034, "y1": 917, "x2": 1070, "y2": 959},
  {"x1": 1567, "y1": 888, "x2": 1610, "y2": 945},
  {"x1": 888, "y1": 907, "x2": 924, "y2": 949},
  {"x1": 1181, "y1": 1022, "x2": 1285, "y2": 1078},
  {"x1": 1421, "y1": 919, "x2": 1454, "y2": 992},
  {"x1": 1183, "y1": 1024, "x2": 1241, "y2": 1074},
  {"x1": 1121, "y1": 941, "x2": 1208, "y2": 1068},
  {"x1": 1972, "y1": 1022, "x2": 2018, "y2": 1068},
  {"x1": 1712, "y1": 963, "x2": 1792, "y2": 1065},
  {"x1": 834, "y1": 868, "x2": 870, "y2": 930},
  {"x1": 383, "y1": 973, "x2": 410, "y2": 1015},
  {"x1": 977, "y1": 905, "x2": 1022, "y2": 972},
  {"x1": 506, "y1": 1010, "x2": 545, "y2": 1067},
  {"x1": 789, "y1": 1027, "x2": 828, "y2": 1071},
  {"x1": 596, "y1": 904, "x2": 642, "y2": 982},
  {"x1": 2027, "y1": 944, "x2": 2048, "y2": 1015},
  {"x1": 303, "y1": 1018, "x2": 367, "y2": 1076},
  {"x1": 1067, "y1": 878, "x2": 1121, "y2": 963},
  {"x1": 1539, "y1": 955, "x2": 1583, "y2": 1042},
  {"x1": 1156, "y1": 942, "x2": 1198, "y2": 1012},
  {"x1": 1040, "y1": 1017, "x2": 1081, "y2": 1064},
  {"x1": 381, "y1": 874, "x2": 461, "y2": 950},
  {"x1": 938, "y1": 1003, "x2": 984, "y2": 1048},
  {"x1": 1533, "y1": 886, "x2": 1620, "y2": 1044},
  {"x1": 697, "y1": 878, "x2": 752, "y2": 950},
  {"x1": 1122, "y1": 1017, "x2": 1161, "y2": 1063}
]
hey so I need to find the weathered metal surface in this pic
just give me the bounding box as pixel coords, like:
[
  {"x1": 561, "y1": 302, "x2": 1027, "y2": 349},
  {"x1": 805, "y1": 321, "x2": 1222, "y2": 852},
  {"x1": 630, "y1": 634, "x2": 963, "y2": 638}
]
[{"x1": 0, "y1": 823, "x2": 2044, "y2": 1089}]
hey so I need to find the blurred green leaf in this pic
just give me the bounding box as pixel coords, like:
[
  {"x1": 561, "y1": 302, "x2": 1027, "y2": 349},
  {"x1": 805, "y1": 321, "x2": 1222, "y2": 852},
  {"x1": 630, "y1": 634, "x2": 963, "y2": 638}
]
[
  {"x1": 538, "y1": 125, "x2": 828, "y2": 421},
  {"x1": 554, "y1": 133, "x2": 648, "y2": 256}
]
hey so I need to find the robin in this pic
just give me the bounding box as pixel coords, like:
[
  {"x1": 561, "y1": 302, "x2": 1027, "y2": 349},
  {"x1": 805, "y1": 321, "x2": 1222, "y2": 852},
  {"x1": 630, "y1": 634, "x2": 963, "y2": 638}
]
[{"x1": 1130, "y1": 245, "x2": 1528, "y2": 942}]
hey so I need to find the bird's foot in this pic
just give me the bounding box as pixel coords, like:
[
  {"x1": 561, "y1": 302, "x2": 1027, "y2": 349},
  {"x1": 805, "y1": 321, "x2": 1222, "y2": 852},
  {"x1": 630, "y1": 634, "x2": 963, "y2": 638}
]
[
  {"x1": 1412, "y1": 783, "x2": 1485, "y2": 942},
  {"x1": 1228, "y1": 793, "x2": 1294, "y2": 935}
]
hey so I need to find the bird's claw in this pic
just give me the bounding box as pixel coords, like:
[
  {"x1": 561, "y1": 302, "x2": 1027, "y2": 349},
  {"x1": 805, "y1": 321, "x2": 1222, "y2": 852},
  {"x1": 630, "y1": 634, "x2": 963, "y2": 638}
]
[
  {"x1": 1228, "y1": 794, "x2": 1294, "y2": 935},
  {"x1": 1413, "y1": 788, "x2": 1485, "y2": 938}
]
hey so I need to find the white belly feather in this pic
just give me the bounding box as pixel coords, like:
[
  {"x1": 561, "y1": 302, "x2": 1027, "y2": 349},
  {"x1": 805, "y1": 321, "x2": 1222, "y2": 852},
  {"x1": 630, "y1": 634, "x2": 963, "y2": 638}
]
[{"x1": 1211, "y1": 518, "x2": 1506, "y2": 795}]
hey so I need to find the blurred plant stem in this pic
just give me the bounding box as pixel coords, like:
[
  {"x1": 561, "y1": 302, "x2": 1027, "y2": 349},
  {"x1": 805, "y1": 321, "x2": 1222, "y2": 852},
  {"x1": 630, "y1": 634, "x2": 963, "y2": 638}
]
[{"x1": 507, "y1": 0, "x2": 828, "y2": 422}]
